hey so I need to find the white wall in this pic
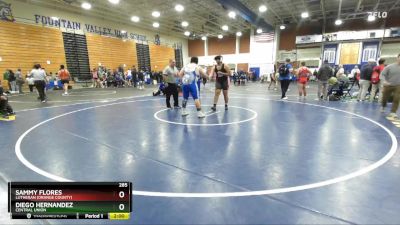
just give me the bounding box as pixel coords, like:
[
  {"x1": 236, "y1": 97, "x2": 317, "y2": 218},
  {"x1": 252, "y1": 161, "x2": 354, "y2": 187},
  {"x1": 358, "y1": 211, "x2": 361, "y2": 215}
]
[
  {"x1": 6, "y1": 0, "x2": 189, "y2": 65},
  {"x1": 249, "y1": 40, "x2": 275, "y2": 75},
  {"x1": 196, "y1": 34, "x2": 277, "y2": 75}
]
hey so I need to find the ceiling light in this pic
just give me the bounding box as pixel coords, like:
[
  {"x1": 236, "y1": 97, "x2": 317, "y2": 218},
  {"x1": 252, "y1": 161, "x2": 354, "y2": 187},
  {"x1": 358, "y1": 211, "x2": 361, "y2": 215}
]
[
  {"x1": 368, "y1": 14, "x2": 376, "y2": 22},
  {"x1": 222, "y1": 25, "x2": 229, "y2": 31},
  {"x1": 152, "y1": 11, "x2": 160, "y2": 18},
  {"x1": 81, "y1": 2, "x2": 91, "y2": 10},
  {"x1": 301, "y1": 12, "x2": 309, "y2": 18},
  {"x1": 218, "y1": 34, "x2": 223, "y2": 39},
  {"x1": 51, "y1": 17, "x2": 59, "y2": 20},
  {"x1": 280, "y1": 25, "x2": 286, "y2": 30},
  {"x1": 201, "y1": 36, "x2": 207, "y2": 41},
  {"x1": 131, "y1": 16, "x2": 140, "y2": 22},
  {"x1": 175, "y1": 4, "x2": 184, "y2": 12},
  {"x1": 228, "y1": 11, "x2": 236, "y2": 18},
  {"x1": 184, "y1": 31, "x2": 190, "y2": 36},
  {"x1": 181, "y1": 21, "x2": 189, "y2": 27},
  {"x1": 256, "y1": 28, "x2": 262, "y2": 34},
  {"x1": 108, "y1": 0, "x2": 120, "y2": 4},
  {"x1": 236, "y1": 31, "x2": 242, "y2": 36},
  {"x1": 335, "y1": 19, "x2": 342, "y2": 25},
  {"x1": 259, "y1": 5, "x2": 267, "y2": 12},
  {"x1": 153, "y1": 22, "x2": 160, "y2": 28},
  {"x1": 121, "y1": 30, "x2": 127, "y2": 34},
  {"x1": 0, "y1": 57, "x2": 3, "y2": 62}
]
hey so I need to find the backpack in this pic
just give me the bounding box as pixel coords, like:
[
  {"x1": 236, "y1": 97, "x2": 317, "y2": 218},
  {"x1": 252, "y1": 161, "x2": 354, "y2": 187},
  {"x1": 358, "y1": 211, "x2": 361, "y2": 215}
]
[
  {"x1": 371, "y1": 66, "x2": 381, "y2": 84},
  {"x1": 278, "y1": 64, "x2": 289, "y2": 76},
  {"x1": 356, "y1": 72, "x2": 360, "y2": 81},
  {"x1": 8, "y1": 72, "x2": 15, "y2": 81}
]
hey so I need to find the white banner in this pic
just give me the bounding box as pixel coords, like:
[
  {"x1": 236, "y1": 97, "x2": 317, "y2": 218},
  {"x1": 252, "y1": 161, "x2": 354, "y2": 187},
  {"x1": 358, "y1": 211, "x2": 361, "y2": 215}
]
[{"x1": 296, "y1": 35, "x2": 323, "y2": 44}]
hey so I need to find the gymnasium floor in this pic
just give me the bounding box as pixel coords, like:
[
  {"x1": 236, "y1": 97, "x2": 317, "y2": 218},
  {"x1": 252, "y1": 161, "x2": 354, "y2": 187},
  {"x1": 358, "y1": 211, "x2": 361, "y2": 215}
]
[{"x1": 1, "y1": 82, "x2": 400, "y2": 225}]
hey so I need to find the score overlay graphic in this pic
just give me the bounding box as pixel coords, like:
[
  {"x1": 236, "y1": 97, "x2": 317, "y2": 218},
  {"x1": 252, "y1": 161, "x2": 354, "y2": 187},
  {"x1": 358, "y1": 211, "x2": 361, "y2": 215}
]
[{"x1": 8, "y1": 182, "x2": 132, "y2": 220}]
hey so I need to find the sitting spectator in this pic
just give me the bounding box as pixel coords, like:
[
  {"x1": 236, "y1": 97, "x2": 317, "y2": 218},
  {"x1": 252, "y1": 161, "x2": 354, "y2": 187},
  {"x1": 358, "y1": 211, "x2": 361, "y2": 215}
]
[
  {"x1": 0, "y1": 85, "x2": 15, "y2": 117},
  {"x1": 153, "y1": 81, "x2": 166, "y2": 96}
]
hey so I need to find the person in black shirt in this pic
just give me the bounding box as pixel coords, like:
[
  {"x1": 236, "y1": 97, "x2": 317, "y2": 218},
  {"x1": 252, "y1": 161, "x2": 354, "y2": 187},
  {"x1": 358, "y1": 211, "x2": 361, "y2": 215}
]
[
  {"x1": 0, "y1": 85, "x2": 15, "y2": 117},
  {"x1": 358, "y1": 59, "x2": 376, "y2": 101},
  {"x1": 211, "y1": 55, "x2": 231, "y2": 111}
]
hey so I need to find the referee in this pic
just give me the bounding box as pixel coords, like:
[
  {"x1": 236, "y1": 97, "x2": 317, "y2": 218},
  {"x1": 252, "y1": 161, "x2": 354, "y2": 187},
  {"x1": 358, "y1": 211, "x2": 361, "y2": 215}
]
[{"x1": 163, "y1": 59, "x2": 180, "y2": 109}]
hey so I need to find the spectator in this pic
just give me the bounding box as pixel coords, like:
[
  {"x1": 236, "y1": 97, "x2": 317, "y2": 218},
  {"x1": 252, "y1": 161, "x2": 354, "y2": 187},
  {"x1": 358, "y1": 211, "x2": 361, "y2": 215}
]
[
  {"x1": 26, "y1": 72, "x2": 34, "y2": 93},
  {"x1": 358, "y1": 59, "x2": 376, "y2": 101},
  {"x1": 381, "y1": 53, "x2": 400, "y2": 119},
  {"x1": 336, "y1": 65, "x2": 345, "y2": 77},
  {"x1": 370, "y1": 58, "x2": 385, "y2": 102},
  {"x1": 350, "y1": 65, "x2": 361, "y2": 88},
  {"x1": 92, "y1": 68, "x2": 99, "y2": 88},
  {"x1": 15, "y1": 69, "x2": 24, "y2": 94},
  {"x1": 138, "y1": 70, "x2": 145, "y2": 90},
  {"x1": 3, "y1": 69, "x2": 11, "y2": 92},
  {"x1": 0, "y1": 85, "x2": 15, "y2": 117},
  {"x1": 30, "y1": 64, "x2": 47, "y2": 103},
  {"x1": 58, "y1": 65, "x2": 71, "y2": 96},
  {"x1": 316, "y1": 60, "x2": 333, "y2": 101},
  {"x1": 8, "y1": 69, "x2": 16, "y2": 93},
  {"x1": 279, "y1": 58, "x2": 293, "y2": 100}
]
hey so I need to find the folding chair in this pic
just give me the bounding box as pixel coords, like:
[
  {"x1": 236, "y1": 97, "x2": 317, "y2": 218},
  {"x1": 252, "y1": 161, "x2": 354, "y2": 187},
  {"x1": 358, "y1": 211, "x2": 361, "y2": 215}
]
[{"x1": 343, "y1": 80, "x2": 355, "y2": 99}]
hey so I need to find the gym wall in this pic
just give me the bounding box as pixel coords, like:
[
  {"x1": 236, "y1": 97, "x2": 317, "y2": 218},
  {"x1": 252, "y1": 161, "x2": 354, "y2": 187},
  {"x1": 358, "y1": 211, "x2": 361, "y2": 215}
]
[
  {"x1": 0, "y1": 21, "x2": 66, "y2": 78},
  {"x1": 239, "y1": 35, "x2": 250, "y2": 53},
  {"x1": 188, "y1": 40, "x2": 204, "y2": 57},
  {"x1": 280, "y1": 15, "x2": 400, "y2": 51},
  {"x1": 149, "y1": 44, "x2": 175, "y2": 72},
  {"x1": 86, "y1": 34, "x2": 138, "y2": 71},
  {"x1": 208, "y1": 37, "x2": 236, "y2": 55}
]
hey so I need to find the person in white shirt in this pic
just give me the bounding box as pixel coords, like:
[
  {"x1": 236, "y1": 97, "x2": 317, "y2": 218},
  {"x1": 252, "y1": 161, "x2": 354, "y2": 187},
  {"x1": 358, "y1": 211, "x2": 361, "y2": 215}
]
[
  {"x1": 30, "y1": 64, "x2": 47, "y2": 103},
  {"x1": 178, "y1": 57, "x2": 208, "y2": 118}
]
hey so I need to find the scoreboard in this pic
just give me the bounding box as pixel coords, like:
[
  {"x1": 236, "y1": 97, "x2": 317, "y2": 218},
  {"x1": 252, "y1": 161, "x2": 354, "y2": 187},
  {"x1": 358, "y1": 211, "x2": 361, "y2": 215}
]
[{"x1": 8, "y1": 182, "x2": 132, "y2": 220}]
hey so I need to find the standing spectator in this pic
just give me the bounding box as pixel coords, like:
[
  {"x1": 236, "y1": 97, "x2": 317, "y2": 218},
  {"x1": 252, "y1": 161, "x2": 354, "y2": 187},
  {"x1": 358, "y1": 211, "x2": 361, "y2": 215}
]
[
  {"x1": 358, "y1": 59, "x2": 376, "y2": 101},
  {"x1": 8, "y1": 69, "x2": 16, "y2": 93},
  {"x1": 30, "y1": 64, "x2": 47, "y2": 103},
  {"x1": 92, "y1": 68, "x2": 99, "y2": 88},
  {"x1": 132, "y1": 66, "x2": 138, "y2": 88},
  {"x1": 268, "y1": 72, "x2": 278, "y2": 90},
  {"x1": 58, "y1": 65, "x2": 71, "y2": 96},
  {"x1": 26, "y1": 72, "x2": 34, "y2": 93},
  {"x1": 370, "y1": 58, "x2": 385, "y2": 102},
  {"x1": 15, "y1": 69, "x2": 24, "y2": 94},
  {"x1": 297, "y1": 62, "x2": 312, "y2": 100},
  {"x1": 138, "y1": 70, "x2": 145, "y2": 90},
  {"x1": 350, "y1": 65, "x2": 361, "y2": 88},
  {"x1": 163, "y1": 59, "x2": 180, "y2": 109},
  {"x1": 278, "y1": 58, "x2": 293, "y2": 100},
  {"x1": 3, "y1": 69, "x2": 11, "y2": 92},
  {"x1": 316, "y1": 60, "x2": 333, "y2": 101},
  {"x1": 381, "y1": 53, "x2": 400, "y2": 119},
  {"x1": 125, "y1": 69, "x2": 132, "y2": 87}
]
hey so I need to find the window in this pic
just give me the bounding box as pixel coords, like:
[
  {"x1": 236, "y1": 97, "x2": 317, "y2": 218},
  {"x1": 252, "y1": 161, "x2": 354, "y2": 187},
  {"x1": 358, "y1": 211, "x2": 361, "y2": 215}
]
[{"x1": 323, "y1": 48, "x2": 336, "y2": 63}]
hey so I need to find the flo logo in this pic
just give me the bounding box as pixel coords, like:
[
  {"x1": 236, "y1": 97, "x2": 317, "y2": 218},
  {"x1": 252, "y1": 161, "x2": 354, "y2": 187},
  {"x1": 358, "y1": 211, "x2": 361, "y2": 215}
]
[
  {"x1": 0, "y1": 0, "x2": 15, "y2": 22},
  {"x1": 368, "y1": 11, "x2": 388, "y2": 19}
]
